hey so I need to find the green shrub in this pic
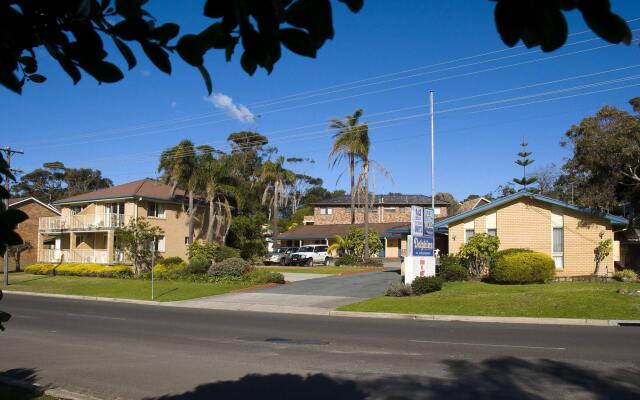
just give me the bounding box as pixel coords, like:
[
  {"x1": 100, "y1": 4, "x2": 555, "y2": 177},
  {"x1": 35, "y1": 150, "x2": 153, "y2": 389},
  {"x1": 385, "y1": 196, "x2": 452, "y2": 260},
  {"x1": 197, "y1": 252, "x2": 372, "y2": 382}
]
[
  {"x1": 153, "y1": 262, "x2": 187, "y2": 277},
  {"x1": 458, "y1": 234, "x2": 500, "y2": 278},
  {"x1": 162, "y1": 256, "x2": 184, "y2": 266},
  {"x1": 24, "y1": 263, "x2": 132, "y2": 278},
  {"x1": 186, "y1": 256, "x2": 211, "y2": 274},
  {"x1": 613, "y1": 269, "x2": 638, "y2": 282},
  {"x1": 411, "y1": 276, "x2": 443, "y2": 295},
  {"x1": 496, "y1": 248, "x2": 533, "y2": 258},
  {"x1": 215, "y1": 246, "x2": 241, "y2": 262},
  {"x1": 490, "y1": 251, "x2": 555, "y2": 284},
  {"x1": 334, "y1": 255, "x2": 359, "y2": 266},
  {"x1": 208, "y1": 257, "x2": 254, "y2": 277},
  {"x1": 187, "y1": 241, "x2": 218, "y2": 263},
  {"x1": 385, "y1": 282, "x2": 412, "y2": 297},
  {"x1": 334, "y1": 255, "x2": 383, "y2": 267},
  {"x1": 266, "y1": 272, "x2": 285, "y2": 284},
  {"x1": 440, "y1": 263, "x2": 469, "y2": 282}
]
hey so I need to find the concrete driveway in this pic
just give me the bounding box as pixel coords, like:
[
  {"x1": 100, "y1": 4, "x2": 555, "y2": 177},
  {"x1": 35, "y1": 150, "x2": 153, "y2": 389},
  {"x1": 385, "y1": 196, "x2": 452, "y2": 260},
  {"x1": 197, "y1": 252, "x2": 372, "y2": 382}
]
[{"x1": 173, "y1": 263, "x2": 401, "y2": 314}]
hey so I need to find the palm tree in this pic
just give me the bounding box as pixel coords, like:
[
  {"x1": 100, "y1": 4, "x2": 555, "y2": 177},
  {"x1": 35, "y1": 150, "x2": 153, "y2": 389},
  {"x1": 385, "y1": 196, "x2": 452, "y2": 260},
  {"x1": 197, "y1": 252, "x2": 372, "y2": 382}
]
[
  {"x1": 328, "y1": 234, "x2": 348, "y2": 257},
  {"x1": 259, "y1": 156, "x2": 295, "y2": 245},
  {"x1": 329, "y1": 109, "x2": 368, "y2": 225},
  {"x1": 158, "y1": 139, "x2": 197, "y2": 244},
  {"x1": 192, "y1": 147, "x2": 241, "y2": 243}
]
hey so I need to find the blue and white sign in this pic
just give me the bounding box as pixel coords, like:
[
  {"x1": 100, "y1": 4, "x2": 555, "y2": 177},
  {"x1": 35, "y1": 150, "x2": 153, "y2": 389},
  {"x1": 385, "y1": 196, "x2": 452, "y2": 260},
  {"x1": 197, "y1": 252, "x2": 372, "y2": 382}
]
[
  {"x1": 408, "y1": 235, "x2": 434, "y2": 257},
  {"x1": 411, "y1": 206, "x2": 424, "y2": 236}
]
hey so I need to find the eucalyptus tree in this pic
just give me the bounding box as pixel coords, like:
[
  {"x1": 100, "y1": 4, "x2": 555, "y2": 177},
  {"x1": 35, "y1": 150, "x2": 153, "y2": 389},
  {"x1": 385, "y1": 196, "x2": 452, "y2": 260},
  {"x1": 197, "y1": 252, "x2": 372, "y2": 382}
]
[
  {"x1": 193, "y1": 146, "x2": 241, "y2": 244},
  {"x1": 158, "y1": 139, "x2": 198, "y2": 244},
  {"x1": 259, "y1": 156, "x2": 296, "y2": 243},
  {"x1": 329, "y1": 108, "x2": 369, "y2": 225}
]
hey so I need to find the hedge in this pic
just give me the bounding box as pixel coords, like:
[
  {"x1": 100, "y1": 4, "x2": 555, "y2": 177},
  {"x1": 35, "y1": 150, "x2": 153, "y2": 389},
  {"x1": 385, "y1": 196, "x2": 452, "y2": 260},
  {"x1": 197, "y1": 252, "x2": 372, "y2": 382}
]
[
  {"x1": 208, "y1": 257, "x2": 254, "y2": 277},
  {"x1": 411, "y1": 276, "x2": 443, "y2": 295},
  {"x1": 25, "y1": 263, "x2": 132, "y2": 278},
  {"x1": 490, "y1": 251, "x2": 555, "y2": 284}
]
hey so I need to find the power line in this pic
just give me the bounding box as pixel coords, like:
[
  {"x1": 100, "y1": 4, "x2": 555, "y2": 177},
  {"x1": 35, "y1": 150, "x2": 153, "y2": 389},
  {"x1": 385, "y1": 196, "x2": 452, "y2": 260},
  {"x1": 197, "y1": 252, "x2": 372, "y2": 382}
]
[
  {"x1": 11, "y1": 26, "x2": 636, "y2": 149},
  {"x1": 41, "y1": 73, "x2": 640, "y2": 170}
]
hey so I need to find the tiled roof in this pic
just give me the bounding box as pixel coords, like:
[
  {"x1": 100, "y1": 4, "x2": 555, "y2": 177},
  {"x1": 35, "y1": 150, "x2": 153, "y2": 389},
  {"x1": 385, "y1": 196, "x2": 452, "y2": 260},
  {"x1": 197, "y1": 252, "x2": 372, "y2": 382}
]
[
  {"x1": 54, "y1": 178, "x2": 187, "y2": 205},
  {"x1": 435, "y1": 191, "x2": 628, "y2": 228},
  {"x1": 312, "y1": 194, "x2": 448, "y2": 207},
  {"x1": 456, "y1": 197, "x2": 491, "y2": 214},
  {"x1": 277, "y1": 222, "x2": 409, "y2": 240}
]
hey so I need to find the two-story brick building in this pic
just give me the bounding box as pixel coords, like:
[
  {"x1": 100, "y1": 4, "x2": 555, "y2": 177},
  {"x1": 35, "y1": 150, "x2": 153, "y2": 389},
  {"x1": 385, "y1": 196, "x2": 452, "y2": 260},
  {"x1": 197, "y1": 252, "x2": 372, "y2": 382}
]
[
  {"x1": 9, "y1": 197, "x2": 61, "y2": 266},
  {"x1": 37, "y1": 178, "x2": 205, "y2": 264},
  {"x1": 277, "y1": 194, "x2": 449, "y2": 258}
]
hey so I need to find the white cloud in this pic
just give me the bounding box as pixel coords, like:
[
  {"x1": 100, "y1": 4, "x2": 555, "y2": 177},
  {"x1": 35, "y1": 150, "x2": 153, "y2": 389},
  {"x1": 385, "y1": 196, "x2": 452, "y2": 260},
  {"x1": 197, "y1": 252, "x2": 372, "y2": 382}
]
[{"x1": 203, "y1": 93, "x2": 255, "y2": 123}]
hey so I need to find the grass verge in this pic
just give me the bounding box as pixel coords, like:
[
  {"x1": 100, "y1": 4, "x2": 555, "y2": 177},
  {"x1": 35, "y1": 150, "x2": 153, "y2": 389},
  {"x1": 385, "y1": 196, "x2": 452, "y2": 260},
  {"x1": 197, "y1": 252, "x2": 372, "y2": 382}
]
[
  {"x1": 257, "y1": 265, "x2": 383, "y2": 274},
  {"x1": 2, "y1": 273, "x2": 253, "y2": 302},
  {"x1": 337, "y1": 281, "x2": 640, "y2": 320}
]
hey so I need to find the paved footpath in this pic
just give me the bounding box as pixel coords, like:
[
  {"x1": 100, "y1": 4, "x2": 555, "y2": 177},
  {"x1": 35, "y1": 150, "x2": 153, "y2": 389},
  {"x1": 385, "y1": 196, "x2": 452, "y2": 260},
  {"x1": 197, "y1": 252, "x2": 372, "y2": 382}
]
[{"x1": 173, "y1": 268, "x2": 401, "y2": 314}]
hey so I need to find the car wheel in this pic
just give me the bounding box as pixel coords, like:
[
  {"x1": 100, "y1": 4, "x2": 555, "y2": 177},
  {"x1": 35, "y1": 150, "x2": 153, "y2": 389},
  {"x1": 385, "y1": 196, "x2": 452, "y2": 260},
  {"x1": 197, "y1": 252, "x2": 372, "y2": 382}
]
[
  {"x1": 324, "y1": 257, "x2": 330, "y2": 266},
  {"x1": 306, "y1": 258, "x2": 314, "y2": 267},
  {"x1": 264, "y1": 261, "x2": 271, "y2": 266}
]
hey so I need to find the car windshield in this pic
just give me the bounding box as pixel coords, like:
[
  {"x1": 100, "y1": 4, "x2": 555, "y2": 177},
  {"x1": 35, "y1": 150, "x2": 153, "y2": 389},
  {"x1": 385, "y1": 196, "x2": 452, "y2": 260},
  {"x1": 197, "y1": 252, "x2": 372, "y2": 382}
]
[
  {"x1": 286, "y1": 248, "x2": 298, "y2": 253},
  {"x1": 274, "y1": 248, "x2": 287, "y2": 254},
  {"x1": 298, "y1": 246, "x2": 314, "y2": 252}
]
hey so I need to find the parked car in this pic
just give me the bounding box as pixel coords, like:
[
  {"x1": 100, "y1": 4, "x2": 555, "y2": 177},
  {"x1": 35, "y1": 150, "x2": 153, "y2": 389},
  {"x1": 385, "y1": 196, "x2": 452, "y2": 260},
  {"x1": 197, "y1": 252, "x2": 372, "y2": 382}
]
[
  {"x1": 263, "y1": 247, "x2": 290, "y2": 266},
  {"x1": 288, "y1": 245, "x2": 330, "y2": 266}
]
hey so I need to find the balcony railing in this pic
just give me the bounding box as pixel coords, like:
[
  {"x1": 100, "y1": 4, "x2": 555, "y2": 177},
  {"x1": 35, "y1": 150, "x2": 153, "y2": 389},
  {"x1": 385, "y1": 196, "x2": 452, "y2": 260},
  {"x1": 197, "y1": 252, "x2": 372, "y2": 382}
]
[
  {"x1": 38, "y1": 248, "x2": 112, "y2": 264},
  {"x1": 39, "y1": 214, "x2": 132, "y2": 232}
]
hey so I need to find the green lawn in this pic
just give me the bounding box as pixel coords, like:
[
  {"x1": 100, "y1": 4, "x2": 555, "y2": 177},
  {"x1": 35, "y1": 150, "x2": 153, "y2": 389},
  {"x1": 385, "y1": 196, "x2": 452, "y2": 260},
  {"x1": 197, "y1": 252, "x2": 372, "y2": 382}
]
[
  {"x1": 258, "y1": 265, "x2": 383, "y2": 274},
  {"x1": 338, "y1": 281, "x2": 640, "y2": 320},
  {"x1": 0, "y1": 384, "x2": 56, "y2": 400},
  {"x1": 2, "y1": 273, "x2": 252, "y2": 302}
]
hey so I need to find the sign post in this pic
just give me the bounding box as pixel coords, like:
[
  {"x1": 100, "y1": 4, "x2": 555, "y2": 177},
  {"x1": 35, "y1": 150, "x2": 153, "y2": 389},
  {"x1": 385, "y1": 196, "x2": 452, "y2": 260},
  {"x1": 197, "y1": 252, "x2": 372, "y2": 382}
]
[{"x1": 405, "y1": 206, "x2": 436, "y2": 283}]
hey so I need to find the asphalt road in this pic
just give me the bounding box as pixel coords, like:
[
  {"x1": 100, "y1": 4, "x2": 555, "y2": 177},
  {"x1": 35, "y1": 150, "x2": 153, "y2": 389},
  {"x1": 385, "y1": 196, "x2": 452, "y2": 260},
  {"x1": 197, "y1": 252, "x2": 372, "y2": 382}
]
[{"x1": 1, "y1": 294, "x2": 639, "y2": 400}]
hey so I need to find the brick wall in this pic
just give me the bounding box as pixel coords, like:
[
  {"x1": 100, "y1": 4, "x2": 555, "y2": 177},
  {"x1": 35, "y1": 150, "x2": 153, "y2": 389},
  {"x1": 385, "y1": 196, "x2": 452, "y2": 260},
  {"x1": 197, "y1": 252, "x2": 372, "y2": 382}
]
[
  {"x1": 12, "y1": 200, "x2": 59, "y2": 265},
  {"x1": 447, "y1": 197, "x2": 614, "y2": 277},
  {"x1": 314, "y1": 205, "x2": 446, "y2": 225}
]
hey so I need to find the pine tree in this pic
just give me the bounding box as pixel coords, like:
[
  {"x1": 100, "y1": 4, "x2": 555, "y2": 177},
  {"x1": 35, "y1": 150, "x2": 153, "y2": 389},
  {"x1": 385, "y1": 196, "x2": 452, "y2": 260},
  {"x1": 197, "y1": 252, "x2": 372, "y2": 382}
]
[{"x1": 513, "y1": 141, "x2": 537, "y2": 191}]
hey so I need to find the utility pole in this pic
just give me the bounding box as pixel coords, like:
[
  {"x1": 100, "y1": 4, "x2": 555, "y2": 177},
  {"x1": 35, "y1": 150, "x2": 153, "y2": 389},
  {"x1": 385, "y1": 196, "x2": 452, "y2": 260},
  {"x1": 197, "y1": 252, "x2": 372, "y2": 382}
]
[
  {"x1": 2, "y1": 147, "x2": 24, "y2": 287},
  {"x1": 429, "y1": 91, "x2": 435, "y2": 211}
]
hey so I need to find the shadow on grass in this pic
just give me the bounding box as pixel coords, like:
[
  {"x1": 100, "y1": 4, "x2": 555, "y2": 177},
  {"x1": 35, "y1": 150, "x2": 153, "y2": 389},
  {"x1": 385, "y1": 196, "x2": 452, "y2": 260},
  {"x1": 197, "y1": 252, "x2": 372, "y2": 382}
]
[
  {"x1": 11, "y1": 276, "x2": 49, "y2": 285},
  {"x1": 155, "y1": 287, "x2": 179, "y2": 300},
  {"x1": 0, "y1": 368, "x2": 48, "y2": 400},
  {"x1": 145, "y1": 357, "x2": 640, "y2": 400}
]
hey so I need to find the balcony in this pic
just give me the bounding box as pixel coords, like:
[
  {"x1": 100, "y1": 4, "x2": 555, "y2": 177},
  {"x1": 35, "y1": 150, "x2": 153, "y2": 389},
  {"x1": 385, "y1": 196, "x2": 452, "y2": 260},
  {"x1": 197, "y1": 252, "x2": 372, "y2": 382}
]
[
  {"x1": 39, "y1": 214, "x2": 132, "y2": 232},
  {"x1": 38, "y1": 248, "x2": 113, "y2": 264}
]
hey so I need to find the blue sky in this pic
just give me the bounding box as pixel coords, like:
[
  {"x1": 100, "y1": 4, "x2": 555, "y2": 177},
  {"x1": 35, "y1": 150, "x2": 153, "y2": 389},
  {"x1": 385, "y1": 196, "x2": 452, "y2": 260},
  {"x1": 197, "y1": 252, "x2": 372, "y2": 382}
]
[{"x1": 3, "y1": 0, "x2": 640, "y2": 200}]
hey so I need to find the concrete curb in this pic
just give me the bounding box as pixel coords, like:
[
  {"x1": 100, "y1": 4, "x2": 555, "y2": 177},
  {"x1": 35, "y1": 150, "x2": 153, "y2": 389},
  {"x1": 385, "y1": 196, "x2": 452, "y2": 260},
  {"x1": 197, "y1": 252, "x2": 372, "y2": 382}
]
[
  {"x1": 0, "y1": 375, "x2": 103, "y2": 400},
  {"x1": 329, "y1": 310, "x2": 620, "y2": 326},
  {"x1": 6, "y1": 290, "x2": 638, "y2": 326}
]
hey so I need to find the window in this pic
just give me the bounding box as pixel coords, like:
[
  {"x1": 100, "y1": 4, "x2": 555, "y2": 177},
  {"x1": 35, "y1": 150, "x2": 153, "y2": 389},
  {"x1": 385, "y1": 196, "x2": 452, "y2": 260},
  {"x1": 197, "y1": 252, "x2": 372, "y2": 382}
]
[
  {"x1": 319, "y1": 207, "x2": 332, "y2": 215},
  {"x1": 433, "y1": 207, "x2": 441, "y2": 215},
  {"x1": 184, "y1": 237, "x2": 190, "y2": 245},
  {"x1": 153, "y1": 236, "x2": 166, "y2": 252},
  {"x1": 383, "y1": 207, "x2": 397, "y2": 212},
  {"x1": 552, "y1": 211, "x2": 564, "y2": 269},
  {"x1": 75, "y1": 235, "x2": 84, "y2": 247},
  {"x1": 106, "y1": 202, "x2": 125, "y2": 215},
  {"x1": 463, "y1": 221, "x2": 475, "y2": 243},
  {"x1": 486, "y1": 212, "x2": 497, "y2": 237},
  {"x1": 148, "y1": 202, "x2": 165, "y2": 218}
]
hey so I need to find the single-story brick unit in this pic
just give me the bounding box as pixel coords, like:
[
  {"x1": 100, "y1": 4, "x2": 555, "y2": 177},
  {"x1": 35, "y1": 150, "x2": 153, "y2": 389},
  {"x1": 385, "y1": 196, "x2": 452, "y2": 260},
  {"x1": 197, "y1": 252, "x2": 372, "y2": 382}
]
[{"x1": 435, "y1": 191, "x2": 628, "y2": 277}]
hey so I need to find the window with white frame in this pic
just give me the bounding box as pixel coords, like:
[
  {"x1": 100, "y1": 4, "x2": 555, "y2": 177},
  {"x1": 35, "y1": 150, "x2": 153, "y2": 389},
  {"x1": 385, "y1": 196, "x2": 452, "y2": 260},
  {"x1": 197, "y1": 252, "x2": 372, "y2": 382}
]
[
  {"x1": 153, "y1": 236, "x2": 166, "y2": 252},
  {"x1": 106, "y1": 202, "x2": 125, "y2": 215},
  {"x1": 464, "y1": 221, "x2": 475, "y2": 243},
  {"x1": 69, "y1": 205, "x2": 86, "y2": 215},
  {"x1": 434, "y1": 207, "x2": 441, "y2": 215},
  {"x1": 319, "y1": 207, "x2": 332, "y2": 215},
  {"x1": 486, "y1": 212, "x2": 497, "y2": 237},
  {"x1": 147, "y1": 202, "x2": 165, "y2": 218},
  {"x1": 551, "y1": 211, "x2": 564, "y2": 269}
]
